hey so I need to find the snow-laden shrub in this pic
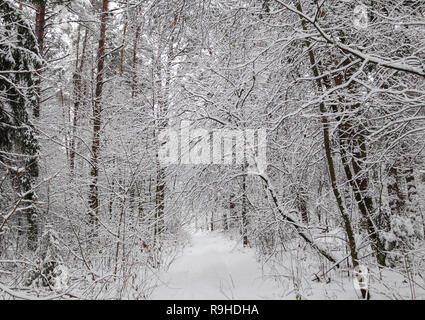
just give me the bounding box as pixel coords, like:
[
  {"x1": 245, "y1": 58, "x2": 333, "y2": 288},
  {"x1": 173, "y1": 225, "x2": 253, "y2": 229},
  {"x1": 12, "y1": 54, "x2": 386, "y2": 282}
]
[
  {"x1": 25, "y1": 227, "x2": 69, "y2": 289},
  {"x1": 384, "y1": 214, "x2": 424, "y2": 268}
]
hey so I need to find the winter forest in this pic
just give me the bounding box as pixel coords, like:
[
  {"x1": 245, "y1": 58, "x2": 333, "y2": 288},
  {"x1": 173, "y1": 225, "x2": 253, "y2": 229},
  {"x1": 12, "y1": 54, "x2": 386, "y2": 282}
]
[{"x1": 0, "y1": 0, "x2": 424, "y2": 301}]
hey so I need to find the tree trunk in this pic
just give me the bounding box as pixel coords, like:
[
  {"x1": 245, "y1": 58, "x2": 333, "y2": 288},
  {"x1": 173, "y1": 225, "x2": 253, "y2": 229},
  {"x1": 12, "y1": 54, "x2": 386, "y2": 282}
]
[
  {"x1": 296, "y1": 186, "x2": 309, "y2": 224},
  {"x1": 241, "y1": 171, "x2": 248, "y2": 246},
  {"x1": 89, "y1": 0, "x2": 109, "y2": 228},
  {"x1": 154, "y1": 11, "x2": 177, "y2": 237},
  {"x1": 330, "y1": 63, "x2": 386, "y2": 267},
  {"x1": 295, "y1": 1, "x2": 366, "y2": 297},
  {"x1": 210, "y1": 211, "x2": 214, "y2": 231},
  {"x1": 388, "y1": 163, "x2": 406, "y2": 217},
  {"x1": 403, "y1": 165, "x2": 424, "y2": 239},
  {"x1": 229, "y1": 193, "x2": 236, "y2": 229},
  {"x1": 223, "y1": 210, "x2": 228, "y2": 231},
  {"x1": 34, "y1": 1, "x2": 46, "y2": 119},
  {"x1": 70, "y1": 26, "x2": 88, "y2": 172}
]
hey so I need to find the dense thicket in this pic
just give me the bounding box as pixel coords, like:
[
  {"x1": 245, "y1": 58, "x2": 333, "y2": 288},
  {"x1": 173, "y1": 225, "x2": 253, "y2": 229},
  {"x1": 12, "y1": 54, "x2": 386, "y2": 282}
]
[{"x1": 0, "y1": 0, "x2": 424, "y2": 299}]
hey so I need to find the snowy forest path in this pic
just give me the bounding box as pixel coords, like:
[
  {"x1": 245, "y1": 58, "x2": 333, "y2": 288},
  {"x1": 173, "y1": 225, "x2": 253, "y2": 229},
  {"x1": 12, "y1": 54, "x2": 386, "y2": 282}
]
[{"x1": 150, "y1": 230, "x2": 283, "y2": 299}]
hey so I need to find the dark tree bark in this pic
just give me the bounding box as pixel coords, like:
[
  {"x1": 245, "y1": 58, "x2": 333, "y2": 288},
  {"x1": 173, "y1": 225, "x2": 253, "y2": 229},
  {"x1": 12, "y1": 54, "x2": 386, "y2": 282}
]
[
  {"x1": 229, "y1": 193, "x2": 236, "y2": 229},
  {"x1": 296, "y1": 186, "x2": 309, "y2": 224},
  {"x1": 89, "y1": 0, "x2": 109, "y2": 228},
  {"x1": 241, "y1": 171, "x2": 248, "y2": 246},
  {"x1": 70, "y1": 26, "x2": 88, "y2": 172},
  {"x1": 295, "y1": 1, "x2": 367, "y2": 297},
  {"x1": 332, "y1": 101, "x2": 386, "y2": 266},
  {"x1": 223, "y1": 210, "x2": 228, "y2": 231},
  {"x1": 154, "y1": 10, "x2": 178, "y2": 237},
  {"x1": 33, "y1": 1, "x2": 46, "y2": 119}
]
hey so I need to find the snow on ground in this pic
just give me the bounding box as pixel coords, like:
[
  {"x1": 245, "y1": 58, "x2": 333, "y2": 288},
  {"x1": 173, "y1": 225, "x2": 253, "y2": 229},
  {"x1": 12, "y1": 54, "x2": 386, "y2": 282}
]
[
  {"x1": 150, "y1": 230, "x2": 284, "y2": 300},
  {"x1": 150, "y1": 229, "x2": 425, "y2": 300}
]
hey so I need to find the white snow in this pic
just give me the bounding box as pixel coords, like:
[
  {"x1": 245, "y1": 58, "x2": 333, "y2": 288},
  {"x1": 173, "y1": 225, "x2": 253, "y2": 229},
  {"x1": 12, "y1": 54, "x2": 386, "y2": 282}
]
[
  {"x1": 151, "y1": 230, "x2": 284, "y2": 300},
  {"x1": 150, "y1": 229, "x2": 425, "y2": 300}
]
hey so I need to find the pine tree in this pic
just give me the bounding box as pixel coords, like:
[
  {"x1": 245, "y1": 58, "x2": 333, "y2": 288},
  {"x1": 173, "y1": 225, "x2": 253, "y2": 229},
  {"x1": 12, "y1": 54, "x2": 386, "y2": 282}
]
[{"x1": 0, "y1": 0, "x2": 42, "y2": 250}]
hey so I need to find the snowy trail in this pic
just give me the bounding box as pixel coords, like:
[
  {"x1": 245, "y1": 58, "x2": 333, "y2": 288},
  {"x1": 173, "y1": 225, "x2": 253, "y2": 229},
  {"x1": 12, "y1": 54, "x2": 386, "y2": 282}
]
[{"x1": 151, "y1": 231, "x2": 283, "y2": 300}]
